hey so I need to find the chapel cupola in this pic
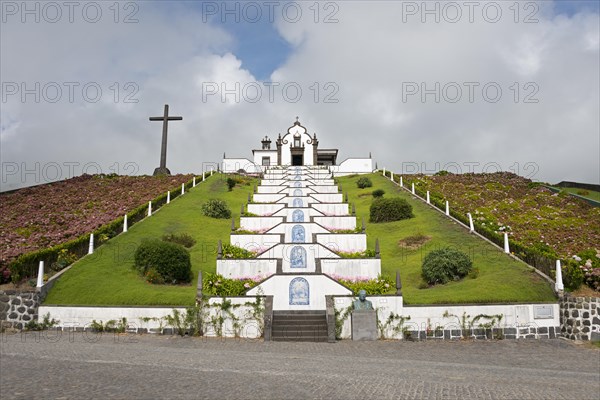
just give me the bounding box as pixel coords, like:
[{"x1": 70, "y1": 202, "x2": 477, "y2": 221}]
[{"x1": 261, "y1": 136, "x2": 272, "y2": 150}]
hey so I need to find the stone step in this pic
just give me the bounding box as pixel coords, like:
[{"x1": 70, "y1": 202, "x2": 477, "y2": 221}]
[{"x1": 271, "y1": 310, "x2": 329, "y2": 342}]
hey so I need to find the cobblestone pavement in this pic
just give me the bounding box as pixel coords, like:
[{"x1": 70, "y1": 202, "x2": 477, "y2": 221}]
[{"x1": 1, "y1": 333, "x2": 599, "y2": 400}]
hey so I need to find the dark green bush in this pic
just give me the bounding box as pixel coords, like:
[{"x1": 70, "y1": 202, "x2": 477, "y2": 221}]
[
  {"x1": 201, "y1": 199, "x2": 231, "y2": 219},
  {"x1": 134, "y1": 239, "x2": 192, "y2": 284},
  {"x1": 372, "y1": 189, "x2": 385, "y2": 198},
  {"x1": 226, "y1": 177, "x2": 236, "y2": 191},
  {"x1": 562, "y1": 260, "x2": 584, "y2": 291},
  {"x1": 369, "y1": 197, "x2": 414, "y2": 223},
  {"x1": 422, "y1": 247, "x2": 473, "y2": 285},
  {"x1": 356, "y1": 177, "x2": 373, "y2": 189},
  {"x1": 162, "y1": 233, "x2": 196, "y2": 248}
]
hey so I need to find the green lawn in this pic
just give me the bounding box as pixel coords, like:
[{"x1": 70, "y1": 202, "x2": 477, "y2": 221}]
[
  {"x1": 43, "y1": 174, "x2": 256, "y2": 306},
  {"x1": 556, "y1": 187, "x2": 600, "y2": 202},
  {"x1": 339, "y1": 173, "x2": 556, "y2": 304},
  {"x1": 44, "y1": 172, "x2": 556, "y2": 306}
]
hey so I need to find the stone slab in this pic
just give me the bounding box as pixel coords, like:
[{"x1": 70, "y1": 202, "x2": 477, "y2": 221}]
[{"x1": 351, "y1": 310, "x2": 377, "y2": 341}]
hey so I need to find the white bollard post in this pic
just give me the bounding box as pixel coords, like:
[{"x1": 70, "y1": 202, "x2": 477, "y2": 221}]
[
  {"x1": 148, "y1": 201, "x2": 152, "y2": 216},
  {"x1": 383, "y1": 167, "x2": 386, "y2": 176},
  {"x1": 504, "y1": 232, "x2": 510, "y2": 254},
  {"x1": 88, "y1": 233, "x2": 94, "y2": 255},
  {"x1": 123, "y1": 214, "x2": 128, "y2": 232},
  {"x1": 181, "y1": 183, "x2": 185, "y2": 195},
  {"x1": 210, "y1": 168, "x2": 214, "y2": 176},
  {"x1": 426, "y1": 191, "x2": 430, "y2": 204},
  {"x1": 445, "y1": 201, "x2": 450, "y2": 216},
  {"x1": 36, "y1": 261, "x2": 44, "y2": 288},
  {"x1": 193, "y1": 177, "x2": 196, "y2": 187},
  {"x1": 167, "y1": 191, "x2": 171, "y2": 204},
  {"x1": 400, "y1": 176, "x2": 403, "y2": 187},
  {"x1": 202, "y1": 172, "x2": 205, "y2": 181},
  {"x1": 411, "y1": 182, "x2": 415, "y2": 195},
  {"x1": 555, "y1": 260, "x2": 564, "y2": 292},
  {"x1": 390, "y1": 172, "x2": 394, "y2": 182},
  {"x1": 467, "y1": 213, "x2": 474, "y2": 233}
]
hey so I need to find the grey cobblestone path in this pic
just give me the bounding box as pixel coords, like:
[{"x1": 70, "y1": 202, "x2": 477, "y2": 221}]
[{"x1": 1, "y1": 333, "x2": 599, "y2": 399}]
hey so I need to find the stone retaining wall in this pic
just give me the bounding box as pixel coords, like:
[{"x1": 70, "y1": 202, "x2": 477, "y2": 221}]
[
  {"x1": 0, "y1": 290, "x2": 41, "y2": 330},
  {"x1": 560, "y1": 294, "x2": 600, "y2": 341}
]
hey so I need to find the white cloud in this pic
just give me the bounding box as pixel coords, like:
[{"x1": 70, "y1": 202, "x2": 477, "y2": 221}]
[{"x1": 1, "y1": 1, "x2": 598, "y2": 190}]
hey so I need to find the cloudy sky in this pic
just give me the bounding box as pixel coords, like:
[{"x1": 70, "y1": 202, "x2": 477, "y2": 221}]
[{"x1": 1, "y1": 0, "x2": 599, "y2": 190}]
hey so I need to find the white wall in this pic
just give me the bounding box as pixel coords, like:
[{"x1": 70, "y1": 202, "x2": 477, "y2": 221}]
[
  {"x1": 273, "y1": 207, "x2": 325, "y2": 219},
  {"x1": 331, "y1": 298, "x2": 560, "y2": 340},
  {"x1": 312, "y1": 203, "x2": 350, "y2": 216},
  {"x1": 330, "y1": 158, "x2": 373, "y2": 176},
  {"x1": 267, "y1": 222, "x2": 330, "y2": 241},
  {"x1": 252, "y1": 193, "x2": 286, "y2": 203},
  {"x1": 257, "y1": 243, "x2": 339, "y2": 260},
  {"x1": 321, "y1": 259, "x2": 381, "y2": 279},
  {"x1": 309, "y1": 185, "x2": 338, "y2": 193},
  {"x1": 310, "y1": 193, "x2": 343, "y2": 203},
  {"x1": 240, "y1": 216, "x2": 284, "y2": 231},
  {"x1": 314, "y1": 216, "x2": 357, "y2": 230},
  {"x1": 216, "y1": 259, "x2": 277, "y2": 278},
  {"x1": 257, "y1": 186, "x2": 286, "y2": 194},
  {"x1": 229, "y1": 234, "x2": 282, "y2": 253},
  {"x1": 247, "y1": 203, "x2": 285, "y2": 216},
  {"x1": 247, "y1": 275, "x2": 351, "y2": 310},
  {"x1": 317, "y1": 233, "x2": 367, "y2": 252},
  {"x1": 252, "y1": 151, "x2": 277, "y2": 168}
]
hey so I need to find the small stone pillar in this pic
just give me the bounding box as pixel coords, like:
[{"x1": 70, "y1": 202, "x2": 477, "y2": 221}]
[
  {"x1": 504, "y1": 233, "x2": 510, "y2": 254},
  {"x1": 400, "y1": 176, "x2": 403, "y2": 187},
  {"x1": 445, "y1": 201, "x2": 450, "y2": 216},
  {"x1": 181, "y1": 183, "x2": 185, "y2": 195},
  {"x1": 468, "y1": 213, "x2": 474, "y2": 233},
  {"x1": 148, "y1": 201, "x2": 152, "y2": 216},
  {"x1": 123, "y1": 214, "x2": 128, "y2": 232},
  {"x1": 167, "y1": 191, "x2": 171, "y2": 204},
  {"x1": 426, "y1": 191, "x2": 430, "y2": 204},
  {"x1": 88, "y1": 234, "x2": 94, "y2": 255},
  {"x1": 555, "y1": 260, "x2": 564, "y2": 292},
  {"x1": 411, "y1": 182, "x2": 415, "y2": 194},
  {"x1": 36, "y1": 261, "x2": 44, "y2": 288},
  {"x1": 193, "y1": 177, "x2": 196, "y2": 187}
]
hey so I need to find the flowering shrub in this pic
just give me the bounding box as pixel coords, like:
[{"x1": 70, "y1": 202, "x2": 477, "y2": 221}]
[
  {"x1": 222, "y1": 243, "x2": 257, "y2": 259},
  {"x1": 327, "y1": 274, "x2": 394, "y2": 295},
  {"x1": 576, "y1": 249, "x2": 600, "y2": 291},
  {"x1": 332, "y1": 249, "x2": 376, "y2": 258},
  {"x1": 203, "y1": 272, "x2": 271, "y2": 296},
  {"x1": 1, "y1": 174, "x2": 194, "y2": 282}
]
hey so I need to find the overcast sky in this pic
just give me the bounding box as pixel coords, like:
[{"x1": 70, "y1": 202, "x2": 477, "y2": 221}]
[{"x1": 1, "y1": 1, "x2": 599, "y2": 191}]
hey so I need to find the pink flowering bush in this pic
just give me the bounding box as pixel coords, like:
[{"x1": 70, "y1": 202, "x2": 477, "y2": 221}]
[
  {"x1": 202, "y1": 272, "x2": 272, "y2": 296},
  {"x1": 326, "y1": 274, "x2": 394, "y2": 295}
]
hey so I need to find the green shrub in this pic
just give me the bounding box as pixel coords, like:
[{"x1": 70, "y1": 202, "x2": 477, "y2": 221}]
[
  {"x1": 372, "y1": 189, "x2": 385, "y2": 198},
  {"x1": 563, "y1": 260, "x2": 584, "y2": 291},
  {"x1": 201, "y1": 199, "x2": 231, "y2": 219},
  {"x1": 369, "y1": 197, "x2": 414, "y2": 223},
  {"x1": 333, "y1": 275, "x2": 394, "y2": 295},
  {"x1": 162, "y1": 233, "x2": 196, "y2": 248},
  {"x1": 422, "y1": 247, "x2": 473, "y2": 285},
  {"x1": 203, "y1": 272, "x2": 259, "y2": 296},
  {"x1": 134, "y1": 239, "x2": 192, "y2": 284},
  {"x1": 222, "y1": 243, "x2": 257, "y2": 259},
  {"x1": 226, "y1": 177, "x2": 236, "y2": 191},
  {"x1": 356, "y1": 177, "x2": 373, "y2": 189}
]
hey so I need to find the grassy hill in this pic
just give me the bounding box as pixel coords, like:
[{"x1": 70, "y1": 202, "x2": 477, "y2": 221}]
[{"x1": 42, "y1": 173, "x2": 556, "y2": 306}]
